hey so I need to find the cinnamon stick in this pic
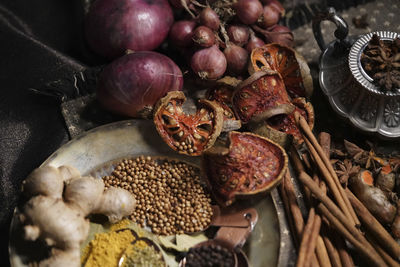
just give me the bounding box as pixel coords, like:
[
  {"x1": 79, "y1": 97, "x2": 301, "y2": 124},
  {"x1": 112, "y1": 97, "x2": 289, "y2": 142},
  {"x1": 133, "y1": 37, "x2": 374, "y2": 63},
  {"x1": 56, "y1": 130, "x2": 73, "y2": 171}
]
[
  {"x1": 303, "y1": 137, "x2": 355, "y2": 225},
  {"x1": 282, "y1": 171, "x2": 320, "y2": 266},
  {"x1": 333, "y1": 233, "x2": 354, "y2": 267},
  {"x1": 284, "y1": 171, "x2": 305, "y2": 238},
  {"x1": 280, "y1": 182, "x2": 300, "y2": 248},
  {"x1": 299, "y1": 172, "x2": 387, "y2": 266},
  {"x1": 346, "y1": 188, "x2": 400, "y2": 260},
  {"x1": 318, "y1": 132, "x2": 331, "y2": 159},
  {"x1": 297, "y1": 209, "x2": 321, "y2": 267},
  {"x1": 367, "y1": 234, "x2": 400, "y2": 267},
  {"x1": 295, "y1": 113, "x2": 360, "y2": 226},
  {"x1": 318, "y1": 204, "x2": 386, "y2": 267},
  {"x1": 316, "y1": 235, "x2": 333, "y2": 267},
  {"x1": 318, "y1": 132, "x2": 354, "y2": 267},
  {"x1": 322, "y1": 230, "x2": 342, "y2": 267}
]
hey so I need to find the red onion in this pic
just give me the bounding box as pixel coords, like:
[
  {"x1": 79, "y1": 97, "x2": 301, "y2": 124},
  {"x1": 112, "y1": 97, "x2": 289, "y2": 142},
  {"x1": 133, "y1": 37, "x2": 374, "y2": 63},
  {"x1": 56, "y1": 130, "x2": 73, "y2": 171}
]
[
  {"x1": 97, "y1": 51, "x2": 183, "y2": 118},
  {"x1": 227, "y1": 25, "x2": 250, "y2": 47},
  {"x1": 259, "y1": 5, "x2": 281, "y2": 29},
  {"x1": 85, "y1": 0, "x2": 174, "y2": 59},
  {"x1": 266, "y1": 25, "x2": 294, "y2": 47},
  {"x1": 191, "y1": 45, "x2": 227, "y2": 80},
  {"x1": 246, "y1": 33, "x2": 265, "y2": 53},
  {"x1": 199, "y1": 7, "x2": 220, "y2": 31},
  {"x1": 192, "y1": 26, "x2": 216, "y2": 47},
  {"x1": 260, "y1": 0, "x2": 285, "y2": 16},
  {"x1": 169, "y1": 20, "x2": 197, "y2": 47},
  {"x1": 224, "y1": 44, "x2": 249, "y2": 75},
  {"x1": 253, "y1": 24, "x2": 294, "y2": 47},
  {"x1": 234, "y1": 0, "x2": 263, "y2": 25}
]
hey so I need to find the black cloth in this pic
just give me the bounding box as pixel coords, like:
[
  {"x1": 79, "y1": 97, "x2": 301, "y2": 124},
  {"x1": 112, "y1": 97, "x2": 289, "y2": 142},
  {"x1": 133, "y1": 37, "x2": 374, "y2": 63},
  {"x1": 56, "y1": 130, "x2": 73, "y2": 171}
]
[
  {"x1": 0, "y1": 0, "x2": 381, "y2": 266},
  {"x1": 0, "y1": 1, "x2": 86, "y2": 265}
]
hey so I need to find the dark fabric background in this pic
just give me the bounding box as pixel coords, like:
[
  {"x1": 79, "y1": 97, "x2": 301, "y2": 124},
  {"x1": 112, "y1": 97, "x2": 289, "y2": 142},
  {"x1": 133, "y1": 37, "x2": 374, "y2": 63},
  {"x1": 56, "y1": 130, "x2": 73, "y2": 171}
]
[{"x1": 0, "y1": 0, "x2": 379, "y2": 266}]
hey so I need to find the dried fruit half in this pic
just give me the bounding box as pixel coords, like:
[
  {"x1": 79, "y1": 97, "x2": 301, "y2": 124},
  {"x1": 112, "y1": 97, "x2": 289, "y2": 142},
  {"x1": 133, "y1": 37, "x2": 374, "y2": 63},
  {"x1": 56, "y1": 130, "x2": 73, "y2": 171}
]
[
  {"x1": 232, "y1": 70, "x2": 291, "y2": 124},
  {"x1": 203, "y1": 131, "x2": 288, "y2": 206},
  {"x1": 267, "y1": 97, "x2": 314, "y2": 145},
  {"x1": 206, "y1": 78, "x2": 242, "y2": 132},
  {"x1": 250, "y1": 43, "x2": 313, "y2": 98},
  {"x1": 154, "y1": 91, "x2": 223, "y2": 156}
]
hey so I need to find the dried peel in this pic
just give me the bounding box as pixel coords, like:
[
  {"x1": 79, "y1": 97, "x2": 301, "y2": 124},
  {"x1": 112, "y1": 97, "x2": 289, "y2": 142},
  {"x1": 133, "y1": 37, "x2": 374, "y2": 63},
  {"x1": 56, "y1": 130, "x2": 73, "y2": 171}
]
[
  {"x1": 154, "y1": 91, "x2": 223, "y2": 156},
  {"x1": 202, "y1": 131, "x2": 288, "y2": 206},
  {"x1": 249, "y1": 43, "x2": 313, "y2": 98}
]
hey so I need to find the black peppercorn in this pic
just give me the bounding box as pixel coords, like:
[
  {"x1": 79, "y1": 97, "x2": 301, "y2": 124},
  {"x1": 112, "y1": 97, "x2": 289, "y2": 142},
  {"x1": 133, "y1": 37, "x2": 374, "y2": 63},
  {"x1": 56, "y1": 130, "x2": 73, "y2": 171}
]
[{"x1": 184, "y1": 244, "x2": 235, "y2": 267}]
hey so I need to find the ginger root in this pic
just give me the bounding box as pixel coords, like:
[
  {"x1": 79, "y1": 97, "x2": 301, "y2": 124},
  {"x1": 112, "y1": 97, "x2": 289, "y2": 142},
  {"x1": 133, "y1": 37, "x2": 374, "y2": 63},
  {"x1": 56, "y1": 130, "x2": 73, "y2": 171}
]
[{"x1": 20, "y1": 165, "x2": 136, "y2": 267}]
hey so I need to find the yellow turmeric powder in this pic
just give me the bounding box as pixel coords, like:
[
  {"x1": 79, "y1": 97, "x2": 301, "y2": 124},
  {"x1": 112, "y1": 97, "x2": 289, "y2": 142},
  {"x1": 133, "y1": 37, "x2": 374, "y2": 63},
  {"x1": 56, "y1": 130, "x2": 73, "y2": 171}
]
[{"x1": 82, "y1": 228, "x2": 136, "y2": 267}]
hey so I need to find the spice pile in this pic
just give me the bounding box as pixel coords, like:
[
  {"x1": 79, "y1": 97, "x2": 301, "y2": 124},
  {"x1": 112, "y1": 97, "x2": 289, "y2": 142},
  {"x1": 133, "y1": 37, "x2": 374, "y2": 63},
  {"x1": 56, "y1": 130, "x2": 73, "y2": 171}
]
[
  {"x1": 361, "y1": 34, "x2": 400, "y2": 91},
  {"x1": 184, "y1": 243, "x2": 235, "y2": 267},
  {"x1": 121, "y1": 239, "x2": 165, "y2": 267},
  {"x1": 281, "y1": 116, "x2": 400, "y2": 267},
  {"x1": 103, "y1": 156, "x2": 213, "y2": 235},
  {"x1": 330, "y1": 139, "x2": 400, "y2": 241}
]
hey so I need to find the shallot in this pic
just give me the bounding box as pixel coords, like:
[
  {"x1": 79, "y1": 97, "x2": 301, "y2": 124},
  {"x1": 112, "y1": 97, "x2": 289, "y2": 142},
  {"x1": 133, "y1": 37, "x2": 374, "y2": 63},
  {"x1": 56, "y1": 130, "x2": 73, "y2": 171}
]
[{"x1": 191, "y1": 45, "x2": 227, "y2": 80}]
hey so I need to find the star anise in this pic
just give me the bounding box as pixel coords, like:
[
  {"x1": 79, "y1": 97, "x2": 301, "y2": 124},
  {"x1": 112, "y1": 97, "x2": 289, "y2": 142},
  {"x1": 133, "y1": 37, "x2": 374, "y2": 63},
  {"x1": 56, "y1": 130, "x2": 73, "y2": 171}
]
[
  {"x1": 335, "y1": 159, "x2": 360, "y2": 186},
  {"x1": 343, "y1": 140, "x2": 368, "y2": 165},
  {"x1": 361, "y1": 34, "x2": 400, "y2": 91}
]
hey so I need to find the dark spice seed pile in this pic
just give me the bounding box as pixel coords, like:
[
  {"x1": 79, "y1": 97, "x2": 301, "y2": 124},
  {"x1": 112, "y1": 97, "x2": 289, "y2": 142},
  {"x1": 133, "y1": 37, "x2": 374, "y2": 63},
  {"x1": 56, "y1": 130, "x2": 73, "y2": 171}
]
[
  {"x1": 184, "y1": 244, "x2": 235, "y2": 267},
  {"x1": 103, "y1": 156, "x2": 213, "y2": 235}
]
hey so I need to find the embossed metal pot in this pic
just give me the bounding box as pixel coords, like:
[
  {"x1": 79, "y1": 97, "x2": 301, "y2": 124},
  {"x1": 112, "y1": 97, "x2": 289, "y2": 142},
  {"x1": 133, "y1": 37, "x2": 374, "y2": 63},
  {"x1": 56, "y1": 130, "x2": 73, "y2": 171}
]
[{"x1": 313, "y1": 8, "x2": 400, "y2": 138}]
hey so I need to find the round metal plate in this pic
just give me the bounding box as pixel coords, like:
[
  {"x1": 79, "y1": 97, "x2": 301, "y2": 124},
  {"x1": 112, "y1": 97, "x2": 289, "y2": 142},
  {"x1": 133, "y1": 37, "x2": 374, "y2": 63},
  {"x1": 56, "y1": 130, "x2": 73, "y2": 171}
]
[{"x1": 9, "y1": 119, "x2": 293, "y2": 267}]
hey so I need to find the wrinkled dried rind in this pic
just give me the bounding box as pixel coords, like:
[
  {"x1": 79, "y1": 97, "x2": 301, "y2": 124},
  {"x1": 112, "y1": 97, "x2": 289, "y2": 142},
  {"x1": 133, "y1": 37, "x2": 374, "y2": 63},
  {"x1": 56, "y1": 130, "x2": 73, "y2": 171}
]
[
  {"x1": 198, "y1": 99, "x2": 224, "y2": 152},
  {"x1": 205, "y1": 78, "x2": 242, "y2": 132},
  {"x1": 153, "y1": 91, "x2": 223, "y2": 156},
  {"x1": 249, "y1": 43, "x2": 314, "y2": 98},
  {"x1": 153, "y1": 91, "x2": 186, "y2": 115},
  {"x1": 248, "y1": 123, "x2": 293, "y2": 149},
  {"x1": 295, "y1": 52, "x2": 313, "y2": 98},
  {"x1": 202, "y1": 131, "x2": 288, "y2": 206},
  {"x1": 252, "y1": 98, "x2": 314, "y2": 148},
  {"x1": 232, "y1": 71, "x2": 290, "y2": 124},
  {"x1": 235, "y1": 70, "x2": 281, "y2": 92}
]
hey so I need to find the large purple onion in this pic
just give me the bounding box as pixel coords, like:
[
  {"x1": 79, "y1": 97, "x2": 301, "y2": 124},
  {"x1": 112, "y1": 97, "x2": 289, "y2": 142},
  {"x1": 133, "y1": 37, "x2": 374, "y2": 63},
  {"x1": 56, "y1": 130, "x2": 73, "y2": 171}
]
[
  {"x1": 97, "y1": 51, "x2": 183, "y2": 118},
  {"x1": 85, "y1": 0, "x2": 174, "y2": 59}
]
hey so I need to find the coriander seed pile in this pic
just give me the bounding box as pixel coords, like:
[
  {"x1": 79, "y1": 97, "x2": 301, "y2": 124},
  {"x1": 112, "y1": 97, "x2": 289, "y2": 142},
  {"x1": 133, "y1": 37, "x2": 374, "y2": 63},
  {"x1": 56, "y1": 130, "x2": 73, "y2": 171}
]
[{"x1": 103, "y1": 156, "x2": 213, "y2": 235}]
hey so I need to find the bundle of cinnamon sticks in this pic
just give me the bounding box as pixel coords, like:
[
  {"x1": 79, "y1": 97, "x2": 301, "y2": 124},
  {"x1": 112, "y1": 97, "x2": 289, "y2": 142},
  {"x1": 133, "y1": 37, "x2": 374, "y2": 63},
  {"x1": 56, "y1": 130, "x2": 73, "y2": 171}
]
[{"x1": 279, "y1": 112, "x2": 400, "y2": 267}]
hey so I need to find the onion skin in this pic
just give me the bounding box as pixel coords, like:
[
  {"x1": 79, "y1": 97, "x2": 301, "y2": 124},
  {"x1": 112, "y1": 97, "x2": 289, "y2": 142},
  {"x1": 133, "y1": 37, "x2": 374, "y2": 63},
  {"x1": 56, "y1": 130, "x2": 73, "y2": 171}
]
[
  {"x1": 266, "y1": 25, "x2": 294, "y2": 47},
  {"x1": 246, "y1": 34, "x2": 265, "y2": 53},
  {"x1": 192, "y1": 26, "x2": 216, "y2": 47},
  {"x1": 224, "y1": 44, "x2": 249, "y2": 76},
  {"x1": 169, "y1": 20, "x2": 197, "y2": 47},
  {"x1": 97, "y1": 51, "x2": 183, "y2": 118},
  {"x1": 259, "y1": 5, "x2": 281, "y2": 29},
  {"x1": 227, "y1": 25, "x2": 250, "y2": 47},
  {"x1": 199, "y1": 7, "x2": 220, "y2": 31},
  {"x1": 234, "y1": 0, "x2": 263, "y2": 25},
  {"x1": 260, "y1": 0, "x2": 285, "y2": 16},
  {"x1": 85, "y1": 0, "x2": 174, "y2": 59},
  {"x1": 191, "y1": 45, "x2": 227, "y2": 80}
]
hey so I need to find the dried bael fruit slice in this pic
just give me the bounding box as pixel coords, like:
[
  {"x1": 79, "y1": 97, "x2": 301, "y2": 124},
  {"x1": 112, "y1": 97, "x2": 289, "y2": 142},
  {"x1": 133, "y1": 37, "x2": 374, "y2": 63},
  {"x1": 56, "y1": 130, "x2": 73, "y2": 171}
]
[
  {"x1": 250, "y1": 43, "x2": 313, "y2": 98},
  {"x1": 206, "y1": 77, "x2": 242, "y2": 132},
  {"x1": 203, "y1": 131, "x2": 288, "y2": 206},
  {"x1": 251, "y1": 97, "x2": 314, "y2": 146},
  {"x1": 154, "y1": 91, "x2": 223, "y2": 156},
  {"x1": 232, "y1": 70, "x2": 292, "y2": 124}
]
